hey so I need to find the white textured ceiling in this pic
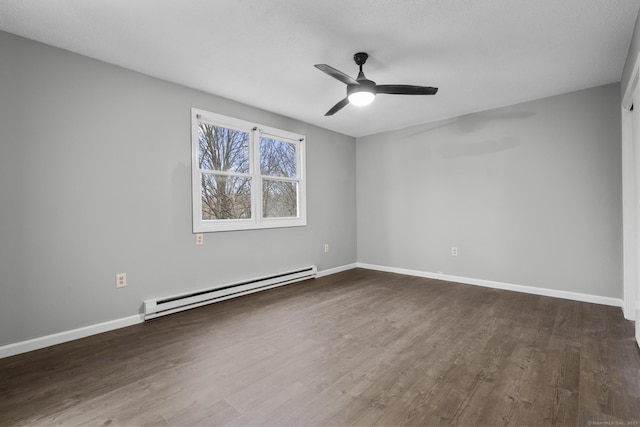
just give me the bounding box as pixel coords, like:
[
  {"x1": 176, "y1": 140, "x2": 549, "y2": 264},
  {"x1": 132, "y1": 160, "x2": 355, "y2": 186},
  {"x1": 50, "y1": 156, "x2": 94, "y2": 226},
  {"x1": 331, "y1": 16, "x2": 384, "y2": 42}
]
[{"x1": 1, "y1": 0, "x2": 639, "y2": 137}]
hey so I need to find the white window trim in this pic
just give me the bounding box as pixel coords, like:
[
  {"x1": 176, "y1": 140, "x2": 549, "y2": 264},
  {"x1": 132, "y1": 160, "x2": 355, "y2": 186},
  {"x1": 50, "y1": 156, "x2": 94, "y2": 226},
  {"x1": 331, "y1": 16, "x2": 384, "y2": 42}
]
[{"x1": 191, "y1": 108, "x2": 307, "y2": 233}]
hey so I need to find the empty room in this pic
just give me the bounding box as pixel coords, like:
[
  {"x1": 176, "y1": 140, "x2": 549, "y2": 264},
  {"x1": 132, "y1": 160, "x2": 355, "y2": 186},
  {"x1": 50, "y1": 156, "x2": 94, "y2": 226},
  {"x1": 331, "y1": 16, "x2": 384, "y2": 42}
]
[{"x1": 1, "y1": 1, "x2": 639, "y2": 426}]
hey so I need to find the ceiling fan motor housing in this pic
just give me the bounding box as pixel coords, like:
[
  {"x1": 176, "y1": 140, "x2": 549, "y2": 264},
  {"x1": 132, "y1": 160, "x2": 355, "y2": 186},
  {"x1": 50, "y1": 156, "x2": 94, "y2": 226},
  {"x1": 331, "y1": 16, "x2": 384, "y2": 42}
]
[{"x1": 347, "y1": 79, "x2": 376, "y2": 96}]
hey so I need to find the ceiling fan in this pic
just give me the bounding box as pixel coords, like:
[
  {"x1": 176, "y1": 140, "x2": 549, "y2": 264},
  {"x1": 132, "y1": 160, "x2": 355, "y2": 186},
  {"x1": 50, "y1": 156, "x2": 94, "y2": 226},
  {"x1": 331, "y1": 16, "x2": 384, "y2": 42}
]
[{"x1": 315, "y1": 52, "x2": 438, "y2": 116}]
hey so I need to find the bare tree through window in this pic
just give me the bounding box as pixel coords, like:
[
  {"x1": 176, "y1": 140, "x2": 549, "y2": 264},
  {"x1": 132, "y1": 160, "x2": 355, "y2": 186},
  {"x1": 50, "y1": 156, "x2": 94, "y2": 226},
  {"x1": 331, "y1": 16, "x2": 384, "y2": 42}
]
[
  {"x1": 198, "y1": 124, "x2": 251, "y2": 220},
  {"x1": 260, "y1": 137, "x2": 298, "y2": 218}
]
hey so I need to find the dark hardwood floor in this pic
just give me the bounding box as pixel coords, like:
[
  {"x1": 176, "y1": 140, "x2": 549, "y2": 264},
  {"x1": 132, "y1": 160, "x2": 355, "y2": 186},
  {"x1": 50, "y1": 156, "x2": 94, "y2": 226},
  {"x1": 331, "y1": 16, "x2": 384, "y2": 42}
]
[{"x1": 1, "y1": 268, "x2": 638, "y2": 426}]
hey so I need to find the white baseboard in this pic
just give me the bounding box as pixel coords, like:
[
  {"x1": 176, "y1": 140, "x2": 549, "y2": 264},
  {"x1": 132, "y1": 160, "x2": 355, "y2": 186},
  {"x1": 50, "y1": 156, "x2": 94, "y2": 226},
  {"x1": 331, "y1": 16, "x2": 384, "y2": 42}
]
[
  {"x1": 0, "y1": 314, "x2": 144, "y2": 359},
  {"x1": 357, "y1": 263, "x2": 623, "y2": 308},
  {"x1": 0, "y1": 265, "x2": 359, "y2": 360},
  {"x1": 623, "y1": 303, "x2": 636, "y2": 321},
  {"x1": 317, "y1": 263, "x2": 358, "y2": 278},
  {"x1": 1, "y1": 263, "x2": 624, "y2": 359}
]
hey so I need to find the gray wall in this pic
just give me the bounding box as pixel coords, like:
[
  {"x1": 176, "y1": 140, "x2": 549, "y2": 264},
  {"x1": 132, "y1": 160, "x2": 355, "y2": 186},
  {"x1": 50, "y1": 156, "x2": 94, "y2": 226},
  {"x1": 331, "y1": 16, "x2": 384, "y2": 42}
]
[
  {"x1": 357, "y1": 84, "x2": 622, "y2": 298},
  {"x1": 0, "y1": 31, "x2": 357, "y2": 346}
]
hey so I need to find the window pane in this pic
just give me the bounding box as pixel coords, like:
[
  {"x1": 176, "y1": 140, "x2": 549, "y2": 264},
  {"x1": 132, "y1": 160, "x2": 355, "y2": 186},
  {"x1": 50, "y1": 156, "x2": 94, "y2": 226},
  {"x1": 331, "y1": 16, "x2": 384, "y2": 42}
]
[
  {"x1": 201, "y1": 174, "x2": 252, "y2": 220},
  {"x1": 260, "y1": 137, "x2": 296, "y2": 178},
  {"x1": 263, "y1": 180, "x2": 298, "y2": 218},
  {"x1": 198, "y1": 123, "x2": 250, "y2": 173}
]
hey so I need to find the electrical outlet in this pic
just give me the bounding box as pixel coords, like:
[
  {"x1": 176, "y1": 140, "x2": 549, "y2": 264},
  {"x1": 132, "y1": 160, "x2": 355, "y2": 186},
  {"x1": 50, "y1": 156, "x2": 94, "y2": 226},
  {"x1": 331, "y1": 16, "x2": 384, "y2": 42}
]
[
  {"x1": 451, "y1": 247, "x2": 458, "y2": 256},
  {"x1": 324, "y1": 244, "x2": 329, "y2": 253},
  {"x1": 195, "y1": 233, "x2": 204, "y2": 245},
  {"x1": 116, "y1": 273, "x2": 127, "y2": 288}
]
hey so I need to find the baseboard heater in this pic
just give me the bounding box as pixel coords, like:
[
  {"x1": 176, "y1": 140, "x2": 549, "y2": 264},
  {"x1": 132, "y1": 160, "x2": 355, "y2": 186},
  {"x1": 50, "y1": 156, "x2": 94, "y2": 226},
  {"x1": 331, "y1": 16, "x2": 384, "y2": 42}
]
[{"x1": 143, "y1": 265, "x2": 317, "y2": 320}]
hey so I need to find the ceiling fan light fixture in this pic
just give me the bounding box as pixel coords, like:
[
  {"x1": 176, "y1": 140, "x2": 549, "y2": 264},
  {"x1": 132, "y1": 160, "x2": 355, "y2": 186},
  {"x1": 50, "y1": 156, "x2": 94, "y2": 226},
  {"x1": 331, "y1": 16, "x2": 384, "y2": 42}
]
[
  {"x1": 348, "y1": 90, "x2": 375, "y2": 106},
  {"x1": 347, "y1": 79, "x2": 377, "y2": 106}
]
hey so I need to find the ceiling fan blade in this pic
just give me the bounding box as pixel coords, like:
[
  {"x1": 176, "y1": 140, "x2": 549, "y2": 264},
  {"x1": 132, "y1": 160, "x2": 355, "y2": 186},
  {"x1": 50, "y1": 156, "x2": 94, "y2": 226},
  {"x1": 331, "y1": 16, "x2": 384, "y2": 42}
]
[
  {"x1": 315, "y1": 64, "x2": 359, "y2": 86},
  {"x1": 376, "y1": 85, "x2": 438, "y2": 95},
  {"x1": 325, "y1": 97, "x2": 350, "y2": 116}
]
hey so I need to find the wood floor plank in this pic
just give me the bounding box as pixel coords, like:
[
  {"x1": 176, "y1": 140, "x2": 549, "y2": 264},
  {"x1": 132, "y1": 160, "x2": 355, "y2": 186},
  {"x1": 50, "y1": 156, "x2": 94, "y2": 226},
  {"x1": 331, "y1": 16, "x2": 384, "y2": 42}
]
[
  {"x1": 545, "y1": 342, "x2": 581, "y2": 426},
  {"x1": 1, "y1": 268, "x2": 638, "y2": 426}
]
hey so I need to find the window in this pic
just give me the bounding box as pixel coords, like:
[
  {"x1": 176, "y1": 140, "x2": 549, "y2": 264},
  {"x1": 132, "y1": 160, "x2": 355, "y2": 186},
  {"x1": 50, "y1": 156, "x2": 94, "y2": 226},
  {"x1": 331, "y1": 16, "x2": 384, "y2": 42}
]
[{"x1": 191, "y1": 108, "x2": 306, "y2": 232}]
